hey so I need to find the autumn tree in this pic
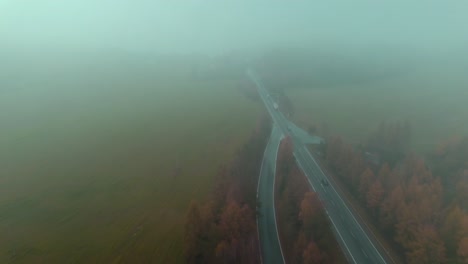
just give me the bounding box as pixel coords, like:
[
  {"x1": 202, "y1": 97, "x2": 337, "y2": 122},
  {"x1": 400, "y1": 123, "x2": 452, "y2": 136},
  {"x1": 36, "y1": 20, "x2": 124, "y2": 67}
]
[
  {"x1": 275, "y1": 145, "x2": 309, "y2": 262},
  {"x1": 359, "y1": 168, "x2": 375, "y2": 201},
  {"x1": 455, "y1": 171, "x2": 468, "y2": 211},
  {"x1": 183, "y1": 115, "x2": 269, "y2": 263},
  {"x1": 377, "y1": 163, "x2": 395, "y2": 190},
  {"x1": 429, "y1": 136, "x2": 468, "y2": 204},
  {"x1": 457, "y1": 215, "x2": 468, "y2": 262},
  {"x1": 215, "y1": 201, "x2": 257, "y2": 264},
  {"x1": 299, "y1": 192, "x2": 323, "y2": 238},
  {"x1": 379, "y1": 185, "x2": 403, "y2": 231},
  {"x1": 321, "y1": 123, "x2": 468, "y2": 263},
  {"x1": 325, "y1": 135, "x2": 367, "y2": 192},
  {"x1": 277, "y1": 136, "x2": 295, "y2": 178},
  {"x1": 303, "y1": 241, "x2": 324, "y2": 264},
  {"x1": 184, "y1": 201, "x2": 208, "y2": 263},
  {"x1": 458, "y1": 237, "x2": 468, "y2": 263},
  {"x1": 366, "y1": 179, "x2": 384, "y2": 215},
  {"x1": 405, "y1": 225, "x2": 446, "y2": 264},
  {"x1": 344, "y1": 150, "x2": 366, "y2": 189},
  {"x1": 292, "y1": 232, "x2": 307, "y2": 263},
  {"x1": 441, "y1": 206, "x2": 465, "y2": 259}
]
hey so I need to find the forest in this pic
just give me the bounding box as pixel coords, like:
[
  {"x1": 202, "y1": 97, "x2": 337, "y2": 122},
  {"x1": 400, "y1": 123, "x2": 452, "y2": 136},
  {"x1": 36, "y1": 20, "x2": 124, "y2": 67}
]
[
  {"x1": 183, "y1": 115, "x2": 271, "y2": 263},
  {"x1": 321, "y1": 121, "x2": 468, "y2": 263}
]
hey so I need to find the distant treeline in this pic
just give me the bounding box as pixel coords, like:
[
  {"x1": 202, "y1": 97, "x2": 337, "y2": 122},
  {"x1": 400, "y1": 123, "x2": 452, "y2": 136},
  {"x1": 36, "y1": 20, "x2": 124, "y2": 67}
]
[
  {"x1": 275, "y1": 137, "x2": 346, "y2": 264},
  {"x1": 322, "y1": 121, "x2": 468, "y2": 264},
  {"x1": 183, "y1": 115, "x2": 271, "y2": 264}
]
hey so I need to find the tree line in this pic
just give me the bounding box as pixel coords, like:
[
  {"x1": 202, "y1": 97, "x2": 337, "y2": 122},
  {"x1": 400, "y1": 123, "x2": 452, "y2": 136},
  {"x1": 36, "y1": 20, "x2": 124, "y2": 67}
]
[
  {"x1": 322, "y1": 121, "x2": 467, "y2": 264},
  {"x1": 183, "y1": 115, "x2": 271, "y2": 264}
]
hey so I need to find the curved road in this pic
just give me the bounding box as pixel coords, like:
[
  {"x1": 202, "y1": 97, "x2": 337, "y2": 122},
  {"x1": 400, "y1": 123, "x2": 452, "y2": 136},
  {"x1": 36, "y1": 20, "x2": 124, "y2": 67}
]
[
  {"x1": 257, "y1": 124, "x2": 284, "y2": 264},
  {"x1": 249, "y1": 68, "x2": 389, "y2": 264}
]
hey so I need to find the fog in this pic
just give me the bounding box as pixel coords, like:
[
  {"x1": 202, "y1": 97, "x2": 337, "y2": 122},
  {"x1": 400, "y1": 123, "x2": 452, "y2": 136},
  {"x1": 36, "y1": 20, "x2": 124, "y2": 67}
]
[
  {"x1": 2, "y1": 1, "x2": 468, "y2": 55},
  {"x1": 1, "y1": 1, "x2": 468, "y2": 263}
]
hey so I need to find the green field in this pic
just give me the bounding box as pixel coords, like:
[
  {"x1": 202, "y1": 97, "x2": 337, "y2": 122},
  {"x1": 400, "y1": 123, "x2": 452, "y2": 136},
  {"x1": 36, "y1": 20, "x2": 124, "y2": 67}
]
[
  {"x1": 0, "y1": 61, "x2": 261, "y2": 263},
  {"x1": 287, "y1": 64, "x2": 468, "y2": 153}
]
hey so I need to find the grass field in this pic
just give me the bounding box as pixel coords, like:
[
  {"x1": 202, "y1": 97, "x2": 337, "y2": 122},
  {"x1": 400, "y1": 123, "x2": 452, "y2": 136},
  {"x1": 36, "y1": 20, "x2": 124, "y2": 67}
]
[
  {"x1": 287, "y1": 64, "x2": 468, "y2": 153},
  {"x1": 0, "y1": 61, "x2": 261, "y2": 263}
]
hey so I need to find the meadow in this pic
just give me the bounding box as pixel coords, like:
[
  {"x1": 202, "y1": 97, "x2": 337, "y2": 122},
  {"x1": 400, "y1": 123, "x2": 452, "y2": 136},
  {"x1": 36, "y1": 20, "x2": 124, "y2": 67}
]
[{"x1": 0, "y1": 57, "x2": 261, "y2": 263}]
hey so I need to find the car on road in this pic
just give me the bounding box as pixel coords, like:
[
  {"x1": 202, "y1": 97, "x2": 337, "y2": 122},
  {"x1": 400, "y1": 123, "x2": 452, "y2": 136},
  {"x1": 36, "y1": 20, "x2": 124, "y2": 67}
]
[{"x1": 321, "y1": 178, "x2": 329, "y2": 186}]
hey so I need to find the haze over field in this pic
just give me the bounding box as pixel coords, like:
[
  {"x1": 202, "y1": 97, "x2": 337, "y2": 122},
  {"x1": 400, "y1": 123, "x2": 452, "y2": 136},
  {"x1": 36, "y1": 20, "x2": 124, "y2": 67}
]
[{"x1": 1, "y1": 0, "x2": 468, "y2": 263}]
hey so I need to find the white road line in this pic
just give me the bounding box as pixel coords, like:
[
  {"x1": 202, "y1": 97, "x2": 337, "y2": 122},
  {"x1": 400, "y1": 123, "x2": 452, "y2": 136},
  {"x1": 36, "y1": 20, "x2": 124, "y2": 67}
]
[
  {"x1": 328, "y1": 214, "x2": 358, "y2": 264},
  {"x1": 304, "y1": 149, "x2": 387, "y2": 263},
  {"x1": 362, "y1": 249, "x2": 369, "y2": 258},
  {"x1": 252, "y1": 72, "x2": 287, "y2": 264},
  {"x1": 297, "y1": 145, "x2": 378, "y2": 263},
  {"x1": 296, "y1": 157, "x2": 316, "y2": 192},
  {"x1": 272, "y1": 130, "x2": 286, "y2": 264},
  {"x1": 256, "y1": 126, "x2": 275, "y2": 264},
  {"x1": 249, "y1": 69, "x2": 386, "y2": 264},
  {"x1": 257, "y1": 130, "x2": 273, "y2": 200},
  {"x1": 295, "y1": 152, "x2": 358, "y2": 263}
]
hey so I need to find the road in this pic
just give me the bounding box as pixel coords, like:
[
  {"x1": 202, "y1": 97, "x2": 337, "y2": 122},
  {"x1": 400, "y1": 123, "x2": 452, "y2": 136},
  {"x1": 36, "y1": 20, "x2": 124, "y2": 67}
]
[
  {"x1": 248, "y1": 68, "x2": 388, "y2": 264},
  {"x1": 257, "y1": 124, "x2": 284, "y2": 264}
]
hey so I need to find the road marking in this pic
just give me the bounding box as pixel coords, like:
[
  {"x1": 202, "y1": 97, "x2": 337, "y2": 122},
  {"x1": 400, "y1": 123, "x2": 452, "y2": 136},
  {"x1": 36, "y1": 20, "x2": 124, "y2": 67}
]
[
  {"x1": 249, "y1": 69, "x2": 386, "y2": 264},
  {"x1": 255, "y1": 124, "x2": 285, "y2": 264},
  {"x1": 291, "y1": 141, "x2": 360, "y2": 264},
  {"x1": 362, "y1": 249, "x2": 369, "y2": 258},
  {"x1": 256, "y1": 130, "x2": 273, "y2": 200},
  {"x1": 297, "y1": 158, "x2": 316, "y2": 192},
  {"x1": 351, "y1": 230, "x2": 357, "y2": 238},
  {"x1": 271, "y1": 130, "x2": 286, "y2": 264},
  {"x1": 304, "y1": 149, "x2": 387, "y2": 263},
  {"x1": 255, "y1": 126, "x2": 274, "y2": 264},
  {"x1": 328, "y1": 215, "x2": 358, "y2": 264}
]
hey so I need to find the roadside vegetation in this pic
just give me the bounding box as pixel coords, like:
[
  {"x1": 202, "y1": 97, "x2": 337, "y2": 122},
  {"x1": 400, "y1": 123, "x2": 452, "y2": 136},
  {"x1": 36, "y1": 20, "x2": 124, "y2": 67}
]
[
  {"x1": 183, "y1": 115, "x2": 271, "y2": 264},
  {"x1": 275, "y1": 137, "x2": 346, "y2": 264},
  {"x1": 316, "y1": 121, "x2": 468, "y2": 264}
]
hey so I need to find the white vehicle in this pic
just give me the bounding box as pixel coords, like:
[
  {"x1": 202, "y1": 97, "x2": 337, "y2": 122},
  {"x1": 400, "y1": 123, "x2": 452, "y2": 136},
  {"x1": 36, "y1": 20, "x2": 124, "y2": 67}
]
[{"x1": 273, "y1": 102, "x2": 279, "y2": 110}]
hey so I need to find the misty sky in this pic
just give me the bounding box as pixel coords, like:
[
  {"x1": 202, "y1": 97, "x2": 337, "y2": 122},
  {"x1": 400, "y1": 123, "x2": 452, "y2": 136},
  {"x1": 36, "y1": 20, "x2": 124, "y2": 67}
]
[{"x1": 1, "y1": 1, "x2": 467, "y2": 54}]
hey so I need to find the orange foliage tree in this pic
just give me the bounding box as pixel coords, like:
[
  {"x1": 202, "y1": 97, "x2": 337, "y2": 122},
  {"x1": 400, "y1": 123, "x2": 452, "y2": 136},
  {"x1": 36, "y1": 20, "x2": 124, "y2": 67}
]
[
  {"x1": 321, "y1": 122, "x2": 468, "y2": 263},
  {"x1": 183, "y1": 116, "x2": 271, "y2": 263}
]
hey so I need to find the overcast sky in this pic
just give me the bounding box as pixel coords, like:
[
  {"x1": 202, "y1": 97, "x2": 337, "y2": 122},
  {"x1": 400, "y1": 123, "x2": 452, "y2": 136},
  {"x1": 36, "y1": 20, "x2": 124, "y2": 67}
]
[{"x1": 1, "y1": 0, "x2": 467, "y2": 55}]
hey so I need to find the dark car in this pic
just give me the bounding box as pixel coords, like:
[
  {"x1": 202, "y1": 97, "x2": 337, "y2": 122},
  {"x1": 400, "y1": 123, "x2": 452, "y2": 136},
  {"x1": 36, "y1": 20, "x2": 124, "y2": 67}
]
[{"x1": 321, "y1": 178, "x2": 329, "y2": 186}]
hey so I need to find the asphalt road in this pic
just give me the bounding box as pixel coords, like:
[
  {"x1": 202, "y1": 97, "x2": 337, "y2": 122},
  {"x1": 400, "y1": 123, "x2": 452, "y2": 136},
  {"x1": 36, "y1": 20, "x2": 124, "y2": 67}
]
[
  {"x1": 248, "y1": 68, "x2": 388, "y2": 264},
  {"x1": 257, "y1": 124, "x2": 285, "y2": 264}
]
